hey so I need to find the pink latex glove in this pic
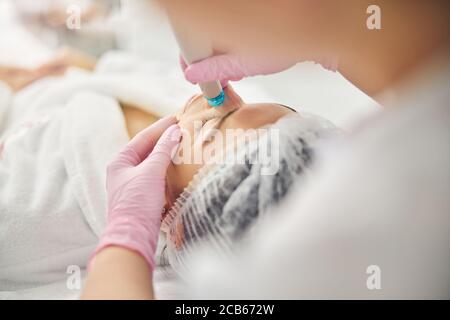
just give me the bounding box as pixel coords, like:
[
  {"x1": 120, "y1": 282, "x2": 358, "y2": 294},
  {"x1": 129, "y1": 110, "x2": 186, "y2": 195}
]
[
  {"x1": 90, "y1": 116, "x2": 181, "y2": 271},
  {"x1": 180, "y1": 53, "x2": 338, "y2": 87}
]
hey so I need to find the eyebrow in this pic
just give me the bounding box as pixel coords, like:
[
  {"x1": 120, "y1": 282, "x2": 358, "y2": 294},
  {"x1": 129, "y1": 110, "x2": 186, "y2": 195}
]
[{"x1": 277, "y1": 104, "x2": 298, "y2": 113}]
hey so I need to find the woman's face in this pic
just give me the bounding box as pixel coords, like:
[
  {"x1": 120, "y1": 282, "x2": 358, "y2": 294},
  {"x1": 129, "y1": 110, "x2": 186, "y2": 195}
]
[{"x1": 165, "y1": 86, "x2": 295, "y2": 209}]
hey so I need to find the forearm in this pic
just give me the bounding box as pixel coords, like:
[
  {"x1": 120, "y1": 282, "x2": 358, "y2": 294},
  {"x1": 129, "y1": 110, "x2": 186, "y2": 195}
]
[
  {"x1": 0, "y1": 48, "x2": 97, "y2": 92},
  {"x1": 81, "y1": 246, "x2": 155, "y2": 300}
]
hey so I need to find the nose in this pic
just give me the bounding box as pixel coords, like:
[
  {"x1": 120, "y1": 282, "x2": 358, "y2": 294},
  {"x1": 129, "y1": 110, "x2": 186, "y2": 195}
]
[{"x1": 223, "y1": 85, "x2": 244, "y2": 109}]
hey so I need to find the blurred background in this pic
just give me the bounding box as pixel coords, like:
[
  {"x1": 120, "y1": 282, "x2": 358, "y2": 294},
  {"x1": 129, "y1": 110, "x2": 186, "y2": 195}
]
[{"x1": 0, "y1": 0, "x2": 378, "y2": 128}]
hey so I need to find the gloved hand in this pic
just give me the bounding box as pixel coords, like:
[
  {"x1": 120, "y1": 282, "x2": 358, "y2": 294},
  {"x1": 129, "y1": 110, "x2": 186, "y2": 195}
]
[
  {"x1": 180, "y1": 53, "x2": 338, "y2": 87},
  {"x1": 90, "y1": 115, "x2": 181, "y2": 272}
]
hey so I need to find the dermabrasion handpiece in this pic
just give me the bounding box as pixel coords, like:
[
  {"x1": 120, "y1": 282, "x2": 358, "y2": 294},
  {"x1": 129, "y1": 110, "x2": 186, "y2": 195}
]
[{"x1": 169, "y1": 18, "x2": 225, "y2": 107}]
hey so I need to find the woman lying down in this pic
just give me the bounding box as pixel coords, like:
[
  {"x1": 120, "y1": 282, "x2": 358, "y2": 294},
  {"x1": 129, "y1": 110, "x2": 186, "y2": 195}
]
[{"x1": 0, "y1": 50, "x2": 338, "y2": 298}]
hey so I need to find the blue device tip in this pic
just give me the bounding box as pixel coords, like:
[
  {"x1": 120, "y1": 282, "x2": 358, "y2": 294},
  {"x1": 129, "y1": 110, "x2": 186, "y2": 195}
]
[{"x1": 206, "y1": 90, "x2": 225, "y2": 107}]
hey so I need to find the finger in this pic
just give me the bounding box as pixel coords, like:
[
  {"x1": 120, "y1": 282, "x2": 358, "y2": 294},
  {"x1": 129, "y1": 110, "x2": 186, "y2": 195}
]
[
  {"x1": 124, "y1": 115, "x2": 177, "y2": 166},
  {"x1": 179, "y1": 54, "x2": 188, "y2": 72},
  {"x1": 142, "y1": 124, "x2": 182, "y2": 171},
  {"x1": 184, "y1": 54, "x2": 244, "y2": 85}
]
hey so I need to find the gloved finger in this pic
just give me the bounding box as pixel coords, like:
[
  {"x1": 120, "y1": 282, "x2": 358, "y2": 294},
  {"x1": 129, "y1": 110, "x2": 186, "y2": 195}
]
[
  {"x1": 121, "y1": 115, "x2": 178, "y2": 166},
  {"x1": 179, "y1": 54, "x2": 188, "y2": 72},
  {"x1": 184, "y1": 54, "x2": 244, "y2": 85},
  {"x1": 181, "y1": 54, "x2": 229, "y2": 87},
  {"x1": 142, "y1": 124, "x2": 181, "y2": 171}
]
